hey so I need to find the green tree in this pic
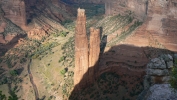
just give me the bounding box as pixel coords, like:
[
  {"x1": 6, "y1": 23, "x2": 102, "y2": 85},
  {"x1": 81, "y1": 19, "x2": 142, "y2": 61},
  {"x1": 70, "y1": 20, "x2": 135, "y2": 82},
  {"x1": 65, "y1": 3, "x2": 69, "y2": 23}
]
[
  {"x1": 8, "y1": 91, "x2": 18, "y2": 100},
  {"x1": 60, "y1": 69, "x2": 67, "y2": 75},
  {"x1": 0, "y1": 91, "x2": 6, "y2": 100},
  {"x1": 169, "y1": 67, "x2": 177, "y2": 90},
  {"x1": 169, "y1": 58, "x2": 177, "y2": 90},
  {"x1": 9, "y1": 70, "x2": 18, "y2": 76}
]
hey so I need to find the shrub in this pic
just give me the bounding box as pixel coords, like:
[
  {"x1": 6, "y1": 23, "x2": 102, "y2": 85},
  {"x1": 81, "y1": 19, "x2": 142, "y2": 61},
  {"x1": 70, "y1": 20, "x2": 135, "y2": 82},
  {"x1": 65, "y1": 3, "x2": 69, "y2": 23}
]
[
  {"x1": 60, "y1": 69, "x2": 67, "y2": 75},
  {"x1": 60, "y1": 31, "x2": 68, "y2": 37},
  {"x1": 169, "y1": 66, "x2": 177, "y2": 90},
  {"x1": 6, "y1": 59, "x2": 12, "y2": 68},
  {"x1": 0, "y1": 58, "x2": 2, "y2": 63},
  {"x1": 9, "y1": 70, "x2": 18, "y2": 76},
  {"x1": 20, "y1": 58, "x2": 26, "y2": 63},
  {"x1": 8, "y1": 91, "x2": 18, "y2": 100},
  {"x1": 0, "y1": 91, "x2": 6, "y2": 100},
  {"x1": 59, "y1": 56, "x2": 65, "y2": 63}
]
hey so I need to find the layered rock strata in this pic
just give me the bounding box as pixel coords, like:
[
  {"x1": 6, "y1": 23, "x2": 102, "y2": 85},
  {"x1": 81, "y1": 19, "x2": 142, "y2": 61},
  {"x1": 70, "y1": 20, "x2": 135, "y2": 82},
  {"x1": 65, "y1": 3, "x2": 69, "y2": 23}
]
[
  {"x1": 74, "y1": 8, "x2": 89, "y2": 89},
  {"x1": 74, "y1": 8, "x2": 100, "y2": 89},
  {"x1": 88, "y1": 27, "x2": 100, "y2": 84},
  {"x1": 105, "y1": 0, "x2": 148, "y2": 21},
  {"x1": 0, "y1": 0, "x2": 27, "y2": 27},
  {"x1": 27, "y1": 28, "x2": 48, "y2": 40}
]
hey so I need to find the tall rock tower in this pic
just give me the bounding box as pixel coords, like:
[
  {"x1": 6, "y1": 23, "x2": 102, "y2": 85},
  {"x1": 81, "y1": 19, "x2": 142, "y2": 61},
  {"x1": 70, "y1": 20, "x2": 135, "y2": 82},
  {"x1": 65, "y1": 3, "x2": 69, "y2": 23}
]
[
  {"x1": 88, "y1": 27, "x2": 100, "y2": 84},
  {"x1": 74, "y1": 8, "x2": 100, "y2": 90},
  {"x1": 74, "y1": 8, "x2": 89, "y2": 89}
]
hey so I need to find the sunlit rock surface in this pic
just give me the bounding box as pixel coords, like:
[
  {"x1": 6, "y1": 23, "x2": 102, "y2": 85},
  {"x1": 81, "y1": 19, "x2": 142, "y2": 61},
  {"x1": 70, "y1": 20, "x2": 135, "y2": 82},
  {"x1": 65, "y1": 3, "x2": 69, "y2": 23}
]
[{"x1": 74, "y1": 8, "x2": 89, "y2": 89}]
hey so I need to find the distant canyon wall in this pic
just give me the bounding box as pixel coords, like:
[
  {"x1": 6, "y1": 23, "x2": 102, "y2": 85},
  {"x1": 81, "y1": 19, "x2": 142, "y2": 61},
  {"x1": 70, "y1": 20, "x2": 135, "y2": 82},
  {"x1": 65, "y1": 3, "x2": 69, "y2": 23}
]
[
  {"x1": 64, "y1": 0, "x2": 148, "y2": 21},
  {"x1": 105, "y1": 0, "x2": 148, "y2": 21},
  {"x1": 0, "y1": 0, "x2": 27, "y2": 27},
  {"x1": 65, "y1": 0, "x2": 177, "y2": 21},
  {"x1": 148, "y1": 0, "x2": 177, "y2": 18}
]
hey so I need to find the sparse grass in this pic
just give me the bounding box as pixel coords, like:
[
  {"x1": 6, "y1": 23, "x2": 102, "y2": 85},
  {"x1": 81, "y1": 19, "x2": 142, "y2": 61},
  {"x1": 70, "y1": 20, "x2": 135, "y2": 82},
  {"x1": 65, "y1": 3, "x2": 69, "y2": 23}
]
[
  {"x1": 62, "y1": 37, "x2": 74, "y2": 67},
  {"x1": 31, "y1": 42, "x2": 59, "y2": 59},
  {"x1": 53, "y1": 31, "x2": 69, "y2": 37},
  {"x1": 59, "y1": 56, "x2": 65, "y2": 63}
]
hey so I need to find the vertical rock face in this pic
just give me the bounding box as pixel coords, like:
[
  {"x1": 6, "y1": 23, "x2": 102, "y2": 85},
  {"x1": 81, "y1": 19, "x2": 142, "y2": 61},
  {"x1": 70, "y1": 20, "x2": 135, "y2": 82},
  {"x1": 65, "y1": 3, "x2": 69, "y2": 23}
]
[
  {"x1": 74, "y1": 8, "x2": 89, "y2": 89},
  {"x1": 88, "y1": 27, "x2": 100, "y2": 84},
  {"x1": 0, "y1": 0, "x2": 27, "y2": 27},
  {"x1": 74, "y1": 8, "x2": 100, "y2": 90}
]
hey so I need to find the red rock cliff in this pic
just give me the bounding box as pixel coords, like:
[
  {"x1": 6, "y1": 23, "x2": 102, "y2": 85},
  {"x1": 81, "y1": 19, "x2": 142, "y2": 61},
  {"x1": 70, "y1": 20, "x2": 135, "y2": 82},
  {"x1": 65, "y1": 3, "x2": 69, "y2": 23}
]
[
  {"x1": 74, "y1": 8, "x2": 89, "y2": 89},
  {"x1": 88, "y1": 27, "x2": 100, "y2": 84},
  {"x1": 0, "y1": 0, "x2": 27, "y2": 27},
  {"x1": 74, "y1": 8, "x2": 101, "y2": 89}
]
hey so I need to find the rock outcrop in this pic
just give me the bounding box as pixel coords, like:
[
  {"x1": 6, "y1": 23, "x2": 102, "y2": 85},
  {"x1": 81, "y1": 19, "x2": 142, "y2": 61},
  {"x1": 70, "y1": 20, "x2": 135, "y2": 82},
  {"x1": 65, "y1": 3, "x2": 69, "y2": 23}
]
[
  {"x1": 144, "y1": 54, "x2": 173, "y2": 89},
  {"x1": 138, "y1": 54, "x2": 177, "y2": 100},
  {"x1": 0, "y1": 17, "x2": 26, "y2": 44},
  {"x1": 27, "y1": 28, "x2": 48, "y2": 40},
  {"x1": 74, "y1": 8, "x2": 100, "y2": 89},
  {"x1": 74, "y1": 8, "x2": 89, "y2": 89},
  {"x1": 88, "y1": 27, "x2": 100, "y2": 84},
  {"x1": 138, "y1": 84, "x2": 177, "y2": 100}
]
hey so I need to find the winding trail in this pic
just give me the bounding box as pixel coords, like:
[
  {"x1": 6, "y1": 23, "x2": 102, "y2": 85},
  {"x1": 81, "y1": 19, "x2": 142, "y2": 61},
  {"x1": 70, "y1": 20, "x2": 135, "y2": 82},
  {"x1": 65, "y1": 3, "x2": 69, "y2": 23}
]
[{"x1": 27, "y1": 59, "x2": 39, "y2": 100}]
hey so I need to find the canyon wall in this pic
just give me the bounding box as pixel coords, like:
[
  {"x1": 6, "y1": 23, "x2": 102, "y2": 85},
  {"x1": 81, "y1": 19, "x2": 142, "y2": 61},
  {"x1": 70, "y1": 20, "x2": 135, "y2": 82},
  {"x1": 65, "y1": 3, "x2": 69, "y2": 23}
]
[
  {"x1": 0, "y1": 0, "x2": 27, "y2": 27},
  {"x1": 105, "y1": 0, "x2": 148, "y2": 21},
  {"x1": 148, "y1": 0, "x2": 177, "y2": 17},
  {"x1": 64, "y1": 0, "x2": 148, "y2": 21}
]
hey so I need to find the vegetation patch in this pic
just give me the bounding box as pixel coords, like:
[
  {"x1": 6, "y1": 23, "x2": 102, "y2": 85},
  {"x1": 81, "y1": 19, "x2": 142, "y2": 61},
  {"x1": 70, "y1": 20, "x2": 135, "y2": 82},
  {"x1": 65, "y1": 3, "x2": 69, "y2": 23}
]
[{"x1": 169, "y1": 59, "x2": 177, "y2": 90}]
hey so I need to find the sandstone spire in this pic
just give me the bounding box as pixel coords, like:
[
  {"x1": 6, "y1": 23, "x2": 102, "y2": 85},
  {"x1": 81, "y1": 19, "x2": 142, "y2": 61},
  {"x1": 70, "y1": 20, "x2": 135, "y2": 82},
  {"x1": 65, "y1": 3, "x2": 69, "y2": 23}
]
[
  {"x1": 88, "y1": 27, "x2": 100, "y2": 84},
  {"x1": 74, "y1": 8, "x2": 100, "y2": 90},
  {"x1": 74, "y1": 8, "x2": 89, "y2": 89}
]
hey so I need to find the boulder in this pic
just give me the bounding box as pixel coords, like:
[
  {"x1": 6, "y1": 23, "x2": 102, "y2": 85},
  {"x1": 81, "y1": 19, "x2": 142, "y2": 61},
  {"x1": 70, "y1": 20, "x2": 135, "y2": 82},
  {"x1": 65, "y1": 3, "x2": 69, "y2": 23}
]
[
  {"x1": 146, "y1": 84, "x2": 177, "y2": 100},
  {"x1": 160, "y1": 54, "x2": 173, "y2": 62},
  {"x1": 167, "y1": 61, "x2": 173, "y2": 69},
  {"x1": 174, "y1": 54, "x2": 177, "y2": 60},
  {"x1": 147, "y1": 58, "x2": 166, "y2": 69},
  {"x1": 147, "y1": 69, "x2": 169, "y2": 76}
]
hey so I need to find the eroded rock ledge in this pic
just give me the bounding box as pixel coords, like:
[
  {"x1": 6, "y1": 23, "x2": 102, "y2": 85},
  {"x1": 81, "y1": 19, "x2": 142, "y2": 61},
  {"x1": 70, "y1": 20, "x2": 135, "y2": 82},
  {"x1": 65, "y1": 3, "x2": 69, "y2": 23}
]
[{"x1": 138, "y1": 54, "x2": 177, "y2": 100}]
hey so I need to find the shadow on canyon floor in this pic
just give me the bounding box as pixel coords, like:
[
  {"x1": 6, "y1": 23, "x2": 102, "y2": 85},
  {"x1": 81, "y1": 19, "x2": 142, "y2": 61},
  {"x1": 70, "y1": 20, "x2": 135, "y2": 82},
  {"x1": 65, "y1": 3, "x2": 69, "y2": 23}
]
[
  {"x1": 0, "y1": 34, "x2": 26, "y2": 56},
  {"x1": 0, "y1": 35, "x2": 27, "y2": 56},
  {"x1": 69, "y1": 44, "x2": 175, "y2": 100}
]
